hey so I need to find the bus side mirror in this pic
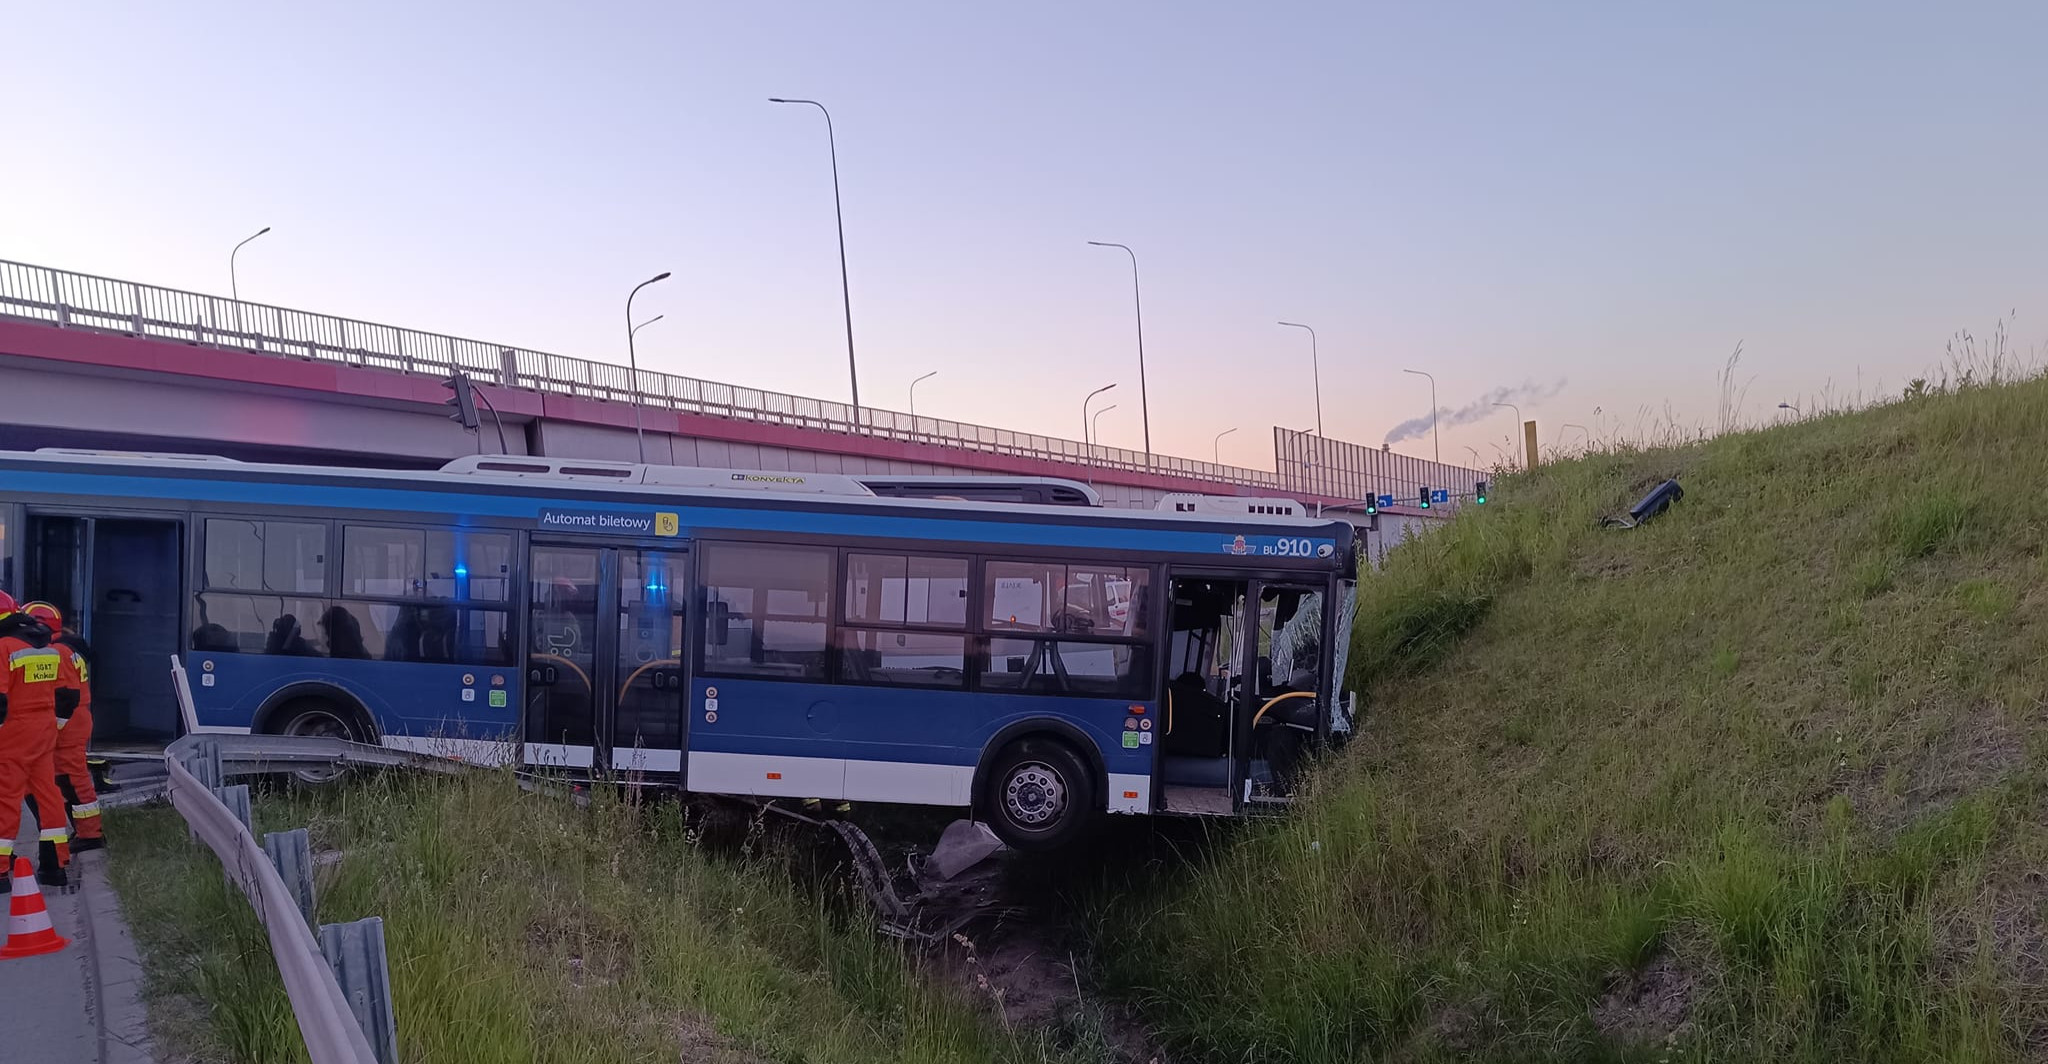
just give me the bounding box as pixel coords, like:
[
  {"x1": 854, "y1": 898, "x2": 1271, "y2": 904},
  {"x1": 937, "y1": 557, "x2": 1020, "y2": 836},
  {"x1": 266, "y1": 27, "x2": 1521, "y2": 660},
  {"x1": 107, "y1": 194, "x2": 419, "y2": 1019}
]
[{"x1": 709, "y1": 601, "x2": 731, "y2": 646}]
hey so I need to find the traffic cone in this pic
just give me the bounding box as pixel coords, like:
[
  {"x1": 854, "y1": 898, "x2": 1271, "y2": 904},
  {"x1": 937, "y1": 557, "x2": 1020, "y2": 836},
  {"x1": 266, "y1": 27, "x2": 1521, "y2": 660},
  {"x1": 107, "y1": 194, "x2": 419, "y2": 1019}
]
[{"x1": 0, "y1": 857, "x2": 69, "y2": 959}]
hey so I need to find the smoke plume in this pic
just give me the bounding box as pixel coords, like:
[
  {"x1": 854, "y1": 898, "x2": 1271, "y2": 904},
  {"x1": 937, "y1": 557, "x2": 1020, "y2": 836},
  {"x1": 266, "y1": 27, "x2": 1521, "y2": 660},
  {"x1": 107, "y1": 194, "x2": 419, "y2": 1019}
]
[{"x1": 1383, "y1": 378, "x2": 1567, "y2": 446}]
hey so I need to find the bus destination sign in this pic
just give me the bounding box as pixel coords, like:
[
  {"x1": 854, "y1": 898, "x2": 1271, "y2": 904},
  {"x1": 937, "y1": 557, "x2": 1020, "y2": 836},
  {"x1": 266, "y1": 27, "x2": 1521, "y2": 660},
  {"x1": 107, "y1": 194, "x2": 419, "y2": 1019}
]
[{"x1": 538, "y1": 507, "x2": 681, "y2": 537}]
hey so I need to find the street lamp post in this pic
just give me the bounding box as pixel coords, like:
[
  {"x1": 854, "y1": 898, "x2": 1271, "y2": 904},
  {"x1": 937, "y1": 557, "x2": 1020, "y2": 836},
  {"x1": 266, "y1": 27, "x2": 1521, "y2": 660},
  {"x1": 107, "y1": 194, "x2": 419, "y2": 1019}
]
[
  {"x1": 770, "y1": 97, "x2": 862, "y2": 426},
  {"x1": 625, "y1": 272, "x2": 672, "y2": 463},
  {"x1": 1091, "y1": 403, "x2": 1118, "y2": 448},
  {"x1": 1082, "y1": 383, "x2": 1117, "y2": 450},
  {"x1": 1402, "y1": 368, "x2": 1440, "y2": 463},
  {"x1": 229, "y1": 226, "x2": 271, "y2": 341},
  {"x1": 910, "y1": 371, "x2": 937, "y2": 418},
  {"x1": 631, "y1": 314, "x2": 664, "y2": 341},
  {"x1": 1213, "y1": 426, "x2": 1238, "y2": 463},
  {"x1": 1276, "y1": 322, "x2": 1323, "y2": 437},
  {"x1": 1086, "y1": 242, "x2": 1151, "y2": 461},
  {"x1": 1493, "y1": 401, "x2": 1522, "y2": 468}
]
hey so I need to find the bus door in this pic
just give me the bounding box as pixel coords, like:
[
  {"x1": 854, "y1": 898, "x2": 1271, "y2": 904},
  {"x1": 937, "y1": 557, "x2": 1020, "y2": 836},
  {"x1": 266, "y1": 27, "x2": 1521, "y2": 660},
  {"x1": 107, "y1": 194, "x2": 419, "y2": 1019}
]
[
  {"x1": 523, "y1": 543, "x2": 691, "y2": 778},
  {"x1": 1238, "y1": 578, "x2": 1332, "y2": 806},
  {"x1": 18, "y1": 510, "x2": 185, "y2": 745}
]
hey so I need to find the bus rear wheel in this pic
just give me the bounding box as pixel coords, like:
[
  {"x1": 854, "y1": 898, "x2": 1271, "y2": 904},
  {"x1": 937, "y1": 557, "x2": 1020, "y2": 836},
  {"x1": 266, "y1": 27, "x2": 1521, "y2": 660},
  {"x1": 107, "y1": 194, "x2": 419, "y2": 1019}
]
[
  {"x1": 272, "y1": 698, "x2": 364, "y2": 787},
  {"x1": 981, "y1": 738, "x2": 1095, "y2": 851}
]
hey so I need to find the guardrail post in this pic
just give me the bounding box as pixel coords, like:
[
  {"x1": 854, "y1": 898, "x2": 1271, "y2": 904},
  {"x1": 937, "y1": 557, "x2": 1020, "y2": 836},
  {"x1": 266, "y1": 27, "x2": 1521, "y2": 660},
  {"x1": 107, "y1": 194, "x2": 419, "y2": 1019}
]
[
  {"x1": 184, "y1": 737, "x2": 225, "y2": 789},
  {"x1": 215, "y1": 783, "x2": 253, "y2": 835},
  {"x1": 320, "y1": 917, "x2": 401, "y2": 1064},
  {"x1": 263, "y1": 828, "x2": 318, "y2": 927}
]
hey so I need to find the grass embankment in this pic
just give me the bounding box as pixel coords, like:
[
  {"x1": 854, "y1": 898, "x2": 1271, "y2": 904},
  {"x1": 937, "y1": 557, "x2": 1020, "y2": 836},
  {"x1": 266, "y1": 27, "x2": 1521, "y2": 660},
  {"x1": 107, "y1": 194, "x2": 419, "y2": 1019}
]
[
  {"x1": 108, "y1": 775, "x2": 1086, "y2": 1064},
  {"x1": 1097, "y1": 374, "x2": 2048, "y2": 1062}
]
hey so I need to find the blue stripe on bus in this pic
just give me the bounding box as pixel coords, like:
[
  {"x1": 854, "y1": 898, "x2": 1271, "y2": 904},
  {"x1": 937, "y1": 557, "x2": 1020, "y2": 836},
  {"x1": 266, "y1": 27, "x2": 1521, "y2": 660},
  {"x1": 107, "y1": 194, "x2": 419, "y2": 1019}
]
[{"x1": 1, "y1": 469, "x2": 1273, "y2": 554}]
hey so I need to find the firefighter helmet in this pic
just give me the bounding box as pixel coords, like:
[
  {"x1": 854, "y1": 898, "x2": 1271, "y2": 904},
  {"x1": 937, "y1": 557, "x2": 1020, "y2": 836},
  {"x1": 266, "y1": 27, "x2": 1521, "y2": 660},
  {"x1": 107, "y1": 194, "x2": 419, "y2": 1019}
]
[{"x1": 21, "y1": 601, "x2": 61, "y2": 630}]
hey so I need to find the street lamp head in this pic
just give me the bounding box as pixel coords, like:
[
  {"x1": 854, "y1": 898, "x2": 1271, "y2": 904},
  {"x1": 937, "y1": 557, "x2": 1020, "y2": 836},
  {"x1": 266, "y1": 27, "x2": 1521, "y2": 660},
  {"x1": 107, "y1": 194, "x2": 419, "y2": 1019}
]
[
  {"x1": 650, "y1": 271, "x2": 672, "y2": 283},
  {"x1": 768, "y1": 97, "x2": 790, "y2": 103},
  {"x1": 255, "y1": 226, "x2": 271, "y2": 237}
]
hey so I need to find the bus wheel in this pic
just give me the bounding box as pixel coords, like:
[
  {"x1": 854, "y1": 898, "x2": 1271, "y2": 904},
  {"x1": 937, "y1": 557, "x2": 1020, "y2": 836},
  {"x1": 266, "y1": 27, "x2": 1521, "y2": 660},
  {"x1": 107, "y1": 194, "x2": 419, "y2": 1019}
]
[
  {"x1": 274, "y1": 699, "x2": 362, "y2": 787},
  {"x1": 982, "y1": 738, "x2": 1095, "y2": 851}
]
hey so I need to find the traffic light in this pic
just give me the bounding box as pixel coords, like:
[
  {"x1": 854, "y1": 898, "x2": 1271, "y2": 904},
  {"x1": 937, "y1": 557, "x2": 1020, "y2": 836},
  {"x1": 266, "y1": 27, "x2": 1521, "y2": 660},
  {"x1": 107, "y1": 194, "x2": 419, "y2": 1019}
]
[
  {"x1": 1364, "y1": 491, "x2": 1378, "y2": 515},
  {"x1": 443, "y1": 371, "x2": 480, "y2": 430},
  {"x1": 1475, "y1": 479, "x2": 1489, "y2": 505},
  {"x1": 1418, "y1": 487, "x2": 1431, "y2": 510}
]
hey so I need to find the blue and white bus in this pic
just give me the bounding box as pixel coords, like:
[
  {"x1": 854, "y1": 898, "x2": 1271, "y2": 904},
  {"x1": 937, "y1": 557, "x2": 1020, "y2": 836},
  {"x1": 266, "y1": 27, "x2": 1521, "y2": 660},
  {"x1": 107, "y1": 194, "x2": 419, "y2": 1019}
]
[{"x1": 0, "y1": 449, "x2": 1356, "y2": 847}]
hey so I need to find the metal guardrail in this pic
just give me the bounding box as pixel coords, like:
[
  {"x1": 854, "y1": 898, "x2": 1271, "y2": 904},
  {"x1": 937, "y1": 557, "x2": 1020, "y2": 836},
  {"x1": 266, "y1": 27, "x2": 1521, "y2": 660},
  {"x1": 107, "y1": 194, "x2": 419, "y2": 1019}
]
[
  {"x1": 0, "y1": 258, "x2": 1299, "y2": 490},
  {"x1": 164, "y1": 745, "x2": 388, "y2": 1064},
  {"x1": 164, "y1": 659, "x2": 404, "y2": 1064}
]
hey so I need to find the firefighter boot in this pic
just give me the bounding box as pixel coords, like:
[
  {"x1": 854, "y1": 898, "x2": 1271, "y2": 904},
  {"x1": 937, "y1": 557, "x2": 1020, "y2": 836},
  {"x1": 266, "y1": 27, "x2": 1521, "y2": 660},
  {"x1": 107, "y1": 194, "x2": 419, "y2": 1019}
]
[{"x1": 36, "y1": 841, "x2": 68, "y2": 890}]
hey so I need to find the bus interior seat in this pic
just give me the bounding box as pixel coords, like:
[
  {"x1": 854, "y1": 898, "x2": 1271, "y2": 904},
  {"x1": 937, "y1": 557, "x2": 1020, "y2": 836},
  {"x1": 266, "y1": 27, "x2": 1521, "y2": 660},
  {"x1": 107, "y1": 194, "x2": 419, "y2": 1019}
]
[{"x1": 1163, "y1": 672, "x2": 1229, "y2": 758}]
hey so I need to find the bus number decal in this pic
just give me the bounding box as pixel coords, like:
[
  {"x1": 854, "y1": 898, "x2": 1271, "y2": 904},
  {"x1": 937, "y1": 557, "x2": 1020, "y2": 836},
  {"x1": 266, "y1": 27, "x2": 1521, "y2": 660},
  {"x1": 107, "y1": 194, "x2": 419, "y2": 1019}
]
[{"x1": 1224, "y1": 536, "x2": 1336, "y2": 558}]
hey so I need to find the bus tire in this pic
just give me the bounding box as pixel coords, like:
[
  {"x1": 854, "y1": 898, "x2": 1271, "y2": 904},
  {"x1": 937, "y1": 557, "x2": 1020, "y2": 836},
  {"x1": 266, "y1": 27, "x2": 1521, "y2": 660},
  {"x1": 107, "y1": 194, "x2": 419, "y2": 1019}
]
[
  {"x1": 980, "y1": 737, "x2": 1096, "y2": 851},
  {"x1": 269, "y1": 697, "x2": 367, "y2": 787}
]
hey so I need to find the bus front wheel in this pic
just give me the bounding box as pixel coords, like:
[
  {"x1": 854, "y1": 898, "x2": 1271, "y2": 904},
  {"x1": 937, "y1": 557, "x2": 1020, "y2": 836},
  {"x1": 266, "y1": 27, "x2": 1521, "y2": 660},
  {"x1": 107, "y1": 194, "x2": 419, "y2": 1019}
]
[{"x1": 981, "y1": 738, "x2": 1095, "y2": 851}]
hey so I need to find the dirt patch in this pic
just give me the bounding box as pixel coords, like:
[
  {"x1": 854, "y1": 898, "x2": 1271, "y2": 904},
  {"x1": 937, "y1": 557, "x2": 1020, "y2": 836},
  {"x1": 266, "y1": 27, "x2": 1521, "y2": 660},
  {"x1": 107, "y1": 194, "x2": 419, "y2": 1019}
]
[
  {"x1": 939, "y1": 920, "x2": 1170, "y2": 1063},
  {"x1": 670, "y1": 1013, "x2": 771, "y2": 1064},
  {"x1": 1591, "y1": 951, "x2": 1698, "y2": 1046},
  {"x1": 525, "y1": 912, "x2": 634, "y2": 987},
  {"x1": 1853, "y1": 706, "x2": 2025, "y2": 834},
  {"x1": 1932, "y1": 872, "x2": 2048, "y2": 1052},
  {"x1": 1419, "y1": 994, "x2": 1500, "y2": 1055}
]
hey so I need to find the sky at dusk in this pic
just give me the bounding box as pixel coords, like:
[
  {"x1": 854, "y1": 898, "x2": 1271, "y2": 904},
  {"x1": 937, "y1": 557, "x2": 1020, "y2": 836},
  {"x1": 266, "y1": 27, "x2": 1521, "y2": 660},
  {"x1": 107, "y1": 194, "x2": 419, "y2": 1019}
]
[{"x1": 4, "y1": 2, "x2": 2045, "y2": 472}]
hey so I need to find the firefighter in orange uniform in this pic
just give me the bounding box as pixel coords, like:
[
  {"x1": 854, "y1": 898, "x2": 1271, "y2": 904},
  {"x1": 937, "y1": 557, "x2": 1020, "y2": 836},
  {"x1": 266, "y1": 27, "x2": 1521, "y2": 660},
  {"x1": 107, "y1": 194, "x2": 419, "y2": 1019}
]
[
  {"x1": 0, "y1": 589, "x2": 78, "y2": 891},
  {"x1": 24, "y1": 602, "x2": 101, "y2": 852}
]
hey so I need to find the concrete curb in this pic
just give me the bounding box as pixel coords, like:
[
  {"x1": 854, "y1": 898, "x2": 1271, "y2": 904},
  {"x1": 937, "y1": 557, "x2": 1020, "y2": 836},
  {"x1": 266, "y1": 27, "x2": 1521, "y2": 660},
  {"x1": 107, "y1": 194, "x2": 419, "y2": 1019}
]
[{"x1": 72, "y1": 849, "x2": 160, "y2": 1064}]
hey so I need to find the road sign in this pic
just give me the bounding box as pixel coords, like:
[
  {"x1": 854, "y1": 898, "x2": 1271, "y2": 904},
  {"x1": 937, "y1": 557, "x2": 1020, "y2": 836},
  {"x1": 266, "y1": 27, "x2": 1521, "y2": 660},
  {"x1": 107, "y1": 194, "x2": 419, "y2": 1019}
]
[{"x1": 1431, "y1": 489, "x2": 1449, "y2": 504}]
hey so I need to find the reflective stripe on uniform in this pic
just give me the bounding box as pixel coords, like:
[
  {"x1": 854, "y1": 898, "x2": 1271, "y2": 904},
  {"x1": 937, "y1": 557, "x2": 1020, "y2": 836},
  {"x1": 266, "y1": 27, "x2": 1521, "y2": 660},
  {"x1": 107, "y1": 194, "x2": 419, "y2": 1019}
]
[
  {"x1": 0, "y1": 840, "x2": 11, "y2": 856},
  {"x1": 9, "y1": 646, "x2": 61, "y2": 682},
  {"x1": 38, "y1": 827, "x2": 68, "y2": 843},
  {"x1": 71, "y1": 801, "x2": 101, "y2": 818}
]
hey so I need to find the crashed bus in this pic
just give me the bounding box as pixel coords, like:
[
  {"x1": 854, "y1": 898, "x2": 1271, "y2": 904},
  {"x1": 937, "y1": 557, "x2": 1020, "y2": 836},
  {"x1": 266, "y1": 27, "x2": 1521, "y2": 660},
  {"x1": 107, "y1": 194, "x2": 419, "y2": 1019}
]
[{"x1": 0, "y1": 449, "x2": 1356, "y2": 848}]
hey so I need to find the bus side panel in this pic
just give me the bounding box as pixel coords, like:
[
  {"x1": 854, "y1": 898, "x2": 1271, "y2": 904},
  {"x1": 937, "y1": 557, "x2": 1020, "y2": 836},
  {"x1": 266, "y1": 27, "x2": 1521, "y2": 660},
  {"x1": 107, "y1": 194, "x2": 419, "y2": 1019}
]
[
  {"x1": 192, "y1": 652, "x2": 522, "y2": 759},
  {"x1": 681, "y1": 677, "x2": 1151, "y2": 811}
]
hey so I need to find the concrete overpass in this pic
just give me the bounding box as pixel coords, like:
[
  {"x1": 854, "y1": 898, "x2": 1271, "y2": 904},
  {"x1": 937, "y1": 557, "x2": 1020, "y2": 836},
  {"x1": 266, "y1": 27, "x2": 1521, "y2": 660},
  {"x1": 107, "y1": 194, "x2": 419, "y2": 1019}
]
[{"x1": 0, "y1": 258, "x2": 1480, "y2": 536}]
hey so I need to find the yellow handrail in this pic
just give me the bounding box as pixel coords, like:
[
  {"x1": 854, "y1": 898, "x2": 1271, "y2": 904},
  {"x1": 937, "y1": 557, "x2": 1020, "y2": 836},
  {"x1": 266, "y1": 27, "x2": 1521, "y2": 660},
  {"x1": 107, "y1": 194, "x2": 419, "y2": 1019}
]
[
  {"x1": 617, "y1": 655, "x2": 684, "y2": 702},
  {"x1": 1252, "y1": 691, "x2": 1314, "y2": 727}
]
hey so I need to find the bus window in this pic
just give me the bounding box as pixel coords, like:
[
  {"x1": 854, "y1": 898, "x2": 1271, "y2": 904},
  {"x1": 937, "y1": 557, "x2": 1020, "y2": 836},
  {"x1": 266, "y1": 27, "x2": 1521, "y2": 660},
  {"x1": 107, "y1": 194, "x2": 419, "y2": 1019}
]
[
  {"x1": 205, "y1": 519, "x2": 327, "y2": 595},
  {"x1": 192, "y1": 593, "x2": 329, "y2": 655},
  {"x1": 344, "y1": 526, "x2": 513, "y2": 602},
  {"x1": 984, "y1": 561, "x2": 1148, "y2": 637},
  {"x1": 701, "y1": 542, "x2": 832, "y2": 680},
  {"x1": 843, "y1": 553, "x2": 969, "y2": 627},
  {"x1": 980, "y1": 639, "x2": 1152, "y2": 698}
]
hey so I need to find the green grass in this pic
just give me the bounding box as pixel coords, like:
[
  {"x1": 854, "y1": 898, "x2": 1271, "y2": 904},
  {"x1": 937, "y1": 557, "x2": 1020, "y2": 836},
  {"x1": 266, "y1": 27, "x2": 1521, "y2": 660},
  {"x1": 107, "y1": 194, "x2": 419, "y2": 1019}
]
[
  {"x1": 1092, "y1": 370, "x2": 2048, "y2": 1062},
  {"x1": 109, "y1": 775, "x2": 1087, "y2": 1064}
]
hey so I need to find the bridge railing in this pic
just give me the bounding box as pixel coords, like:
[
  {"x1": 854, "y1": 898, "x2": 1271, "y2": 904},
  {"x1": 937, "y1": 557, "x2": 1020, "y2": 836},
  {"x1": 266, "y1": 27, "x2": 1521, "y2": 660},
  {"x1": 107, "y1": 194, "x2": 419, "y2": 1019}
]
[{"x1": 0, "y1": 258, "x2": 1298, "y2": 490}]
